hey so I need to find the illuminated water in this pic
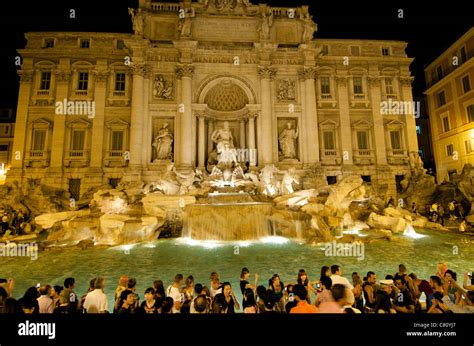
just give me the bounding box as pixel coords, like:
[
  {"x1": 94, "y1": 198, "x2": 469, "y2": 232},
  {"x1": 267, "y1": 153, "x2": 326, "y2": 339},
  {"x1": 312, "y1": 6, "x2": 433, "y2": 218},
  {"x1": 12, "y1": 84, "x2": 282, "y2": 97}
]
[{"x1": 1, "y1": 229, "x2": 473, "y2": 311}]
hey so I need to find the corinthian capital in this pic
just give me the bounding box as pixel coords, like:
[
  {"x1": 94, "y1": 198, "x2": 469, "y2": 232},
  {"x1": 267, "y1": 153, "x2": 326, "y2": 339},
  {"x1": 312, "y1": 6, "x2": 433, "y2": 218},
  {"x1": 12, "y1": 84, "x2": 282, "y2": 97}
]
[
  {"x1": 399, "y1": 76, "x2": 414, "y2": 87},
  {"x1": 93, "y1": 70, "x2": 110, "y2": 83},
  {"x1": 55, "y1": 70, "x2": 72, "y2": 82},
  {"x1": 17, "y1": 69, "x2": 34, "y2": 83},
  {"x1": 334, "y1": 75, "x2": 348, "y2": 86},
  {"x1": 175, "y1": 64, "x2": 195, "y2": 79},
  {"x1": 367, "y1": 75, "x2": 381, "y2": 87},
  {"x1": 298, "y1": 66, "x2": 319, "y2": 80},
  {"x1": 258, "y1": 66, "x2": 276, "y2": 80},
  {"x1": 128, "y1": 63, "x2": 152, "y2": 78}
]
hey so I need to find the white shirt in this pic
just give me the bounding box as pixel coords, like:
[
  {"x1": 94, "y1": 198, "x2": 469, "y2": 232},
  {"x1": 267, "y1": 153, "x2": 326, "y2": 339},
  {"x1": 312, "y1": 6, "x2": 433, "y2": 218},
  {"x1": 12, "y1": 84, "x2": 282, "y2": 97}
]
[
  {"x1": 210, "y1": 286, "x2": 222, "y2": 298},
  {"x1": 330, "y1": 274, "x2": 354, "y2": 290},
  {"x1": 37, "y1": 295, "x2": 54, "y2": 313},
  {"x1": 83, "y1": 289, "x2": 109, "y2": 313},
  {"x1": 167, "y1": 285, "x2": 181, "y2": 313}
]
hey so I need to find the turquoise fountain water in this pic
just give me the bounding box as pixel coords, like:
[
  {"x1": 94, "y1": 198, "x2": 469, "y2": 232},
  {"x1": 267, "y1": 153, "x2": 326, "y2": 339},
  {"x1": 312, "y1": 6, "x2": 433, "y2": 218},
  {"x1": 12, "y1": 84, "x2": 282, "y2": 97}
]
[{"x1": 1, "y1": 229, "x2": 473, "y2": 311}]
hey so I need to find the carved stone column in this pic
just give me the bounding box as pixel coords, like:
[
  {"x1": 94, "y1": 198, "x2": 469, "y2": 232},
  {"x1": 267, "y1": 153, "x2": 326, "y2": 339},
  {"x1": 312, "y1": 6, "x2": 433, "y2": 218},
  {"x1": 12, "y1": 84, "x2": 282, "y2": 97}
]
[
  {"x1": 399, "y1": 76, "x2": 418, "y2": 153},
  {"x1": 368, "y1": 74, "x2": 387, "y2": 165},
  {"x1": 335, "y1": 74, "x2": 354, "y2": 167},
  {"x1": 239, "y1": 117, "x2": 246, "y2": 149},
  {"x1": 9, "y1": 70, "x2": 34, "y2": 177},
  {"x1": 176, "y1": 64, "x2": 195, "y2": 169},
  {"x1": 258, "y1": 66, "x2": 276, "y2": 166},
  {"x1": 90, "y1": 70, "x2": 109, "y2": 169},
  {"x1": 247, "y1": 112, "x2": 258, "y2": 168},
  {"x1": 129, "y1": 63, "x2": 151, "y2": 170},
  {"x1": 196, "y1": 112, "x2": 206, "y2": 170},
  {"x1": 300, "y1": 66, "x2": 320, "y2": 164}
]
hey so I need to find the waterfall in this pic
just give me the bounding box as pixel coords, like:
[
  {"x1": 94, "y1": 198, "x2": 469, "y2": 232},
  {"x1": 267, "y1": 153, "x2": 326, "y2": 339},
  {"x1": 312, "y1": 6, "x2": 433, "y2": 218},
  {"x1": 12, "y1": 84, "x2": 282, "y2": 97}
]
[{"x1": 183, "y1": 202, "x2": 273, "y2": 241}]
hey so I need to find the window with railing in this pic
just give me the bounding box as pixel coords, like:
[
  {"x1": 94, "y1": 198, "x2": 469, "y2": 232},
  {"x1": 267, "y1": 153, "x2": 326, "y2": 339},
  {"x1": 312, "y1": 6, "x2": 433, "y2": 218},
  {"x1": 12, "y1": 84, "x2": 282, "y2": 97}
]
[
  {"x1": 323, "y1": 131, "x2": 335, "y2": 150},
  {"x1": 385, "y1": 77, "x2": 394, "y2": 95},
  {"x1": 32, "y1": 129, "x2": 46, "y2": 151},
  {"x1": 320, "y1": 77, "x2": 330, "y2": 95},
  {"x1": 79, "y1": 39, "x2": 90, "y2": 48},
  {"x1": 357, "y1": 131, "x2": 369, "y2": 151},
  {"x1": 390, "y1": 130, "x2": 402, "y2": 150},
  {"x1": 114, "y1": 73, "x2": 126, "y2": 95},
  {"x1": 110, "y1": 130, "x2": 124, "y2": 156},
  {"x1": 437, "y1": 66, "x2": 443, "y2": 80},
  {"x1": 353, "y1": 77, "x2": 363, "y2": 95},
  {"x1": 78, "y1": 72, "x2": 89, "y2": 91},
  {"x1": 40, "y1": 71, "x2": 51, "y2": 90}
]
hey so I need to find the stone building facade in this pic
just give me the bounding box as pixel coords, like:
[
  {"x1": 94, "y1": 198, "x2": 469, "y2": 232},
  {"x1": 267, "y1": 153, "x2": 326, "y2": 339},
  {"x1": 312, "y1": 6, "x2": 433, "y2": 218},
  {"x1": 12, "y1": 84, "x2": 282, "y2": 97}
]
[
  {"x1": 8, "y1": 0, "x2": 419, "y2": 199},
  {"x1": 424, "y1": 27, "x2": 474, "y2": 183}
]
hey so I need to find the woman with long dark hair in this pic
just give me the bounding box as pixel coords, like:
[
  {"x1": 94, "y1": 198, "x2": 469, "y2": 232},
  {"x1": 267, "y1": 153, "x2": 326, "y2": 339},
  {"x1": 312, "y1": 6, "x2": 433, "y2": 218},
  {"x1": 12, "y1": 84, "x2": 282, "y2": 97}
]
[{"x1": 297, "y1": 269, "x2": 317, "y2": 303}]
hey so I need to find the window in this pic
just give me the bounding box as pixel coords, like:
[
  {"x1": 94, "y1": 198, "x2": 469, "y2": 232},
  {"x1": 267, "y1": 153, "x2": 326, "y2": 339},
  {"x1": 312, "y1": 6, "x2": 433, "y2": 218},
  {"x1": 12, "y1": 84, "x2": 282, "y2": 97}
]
[
  {"x1": 465, "y1": 139, "x2": 474, "y2": 154},
  {"x1": 78, "y1": 72, "x2": 89, "y2": 90},
  {"x1": 323, "y1": 131, "x2": 335, "y2": 149},
  {"x1": 353, "y1": 77, "x2": 363, "y2": 94},
  {"x1": 111, "y1": 131, "x2": 124, "y2": 151},
  {"x1": 80, "y1": 39, "x2": 90, "y2": 48},
  {"x1": 326, "y1": 176, "x2": 337, "y2": 185},
  {"x1": 418, "y1": 148, "x2": 424, "y2": 159},
  {"x1": 442, "y1": 115, "x2": 450, "y2": 132},
  {"x1": 321, "y1": 45, "x2": 329, "y2": 55},
  {"x1": 437, "y1": 91, "x2": 446, "y2": 107},
  {"x1": 390, "y1": 131, "x2": 402, "y2": 150},
  {"x1": 32, "y1": 129, "x2": 46, "y2": 151},
  {"x1": 350, "y1": 46, "x2": 360, "y2": 56},
  {"x1": 437, "y1": 66, "x2": 443, "y2": 80},
  {"x1": 447, "y1": 144, "x2": 454, "y2": 156},
  {"x1": 320, "y1": 77, "x2": 330, "y2": 94},
  {"x1": 460, "y1": 46, "x2": 467, "y2": 63},
  {"x1": 462, "y1": 75, "x2": 471, "y2": 93},
  {"x1": 116, "y1": 40, "x2": 125, "y2": 49},
  {"x1": 40, "y1": 71, "x2": 51, "y2": 90},
  {"x1": 44, "y1": 39, "x2": 54, "y2": 48},
  {"x1": 71, "y1": 130, "x2": 85, "y2": 151},
  {"x1": 4, "y1": 125, "x2": 9, "y2": 134},
  {"x1": 385, "y1": 77, "x2": 394, "y2": 95},
  {"x1": 357, "y1": 131, "x2": 368, "y2": 149},
  {"x1": 468, "y1": 105, "x2": 474, "y2": 123},
  {"x1": 361, "y1": 175, "x2": 371, "y2": 183},
  {"x1": 382, "y1": 47, "x2": 390, "y2": 56},
  {"x1": 0, "y1": 145, "x2": 8, "y2": 151},
  {"x1": 416, "y1": 125, "x2": 421, "y2": 134},
  {"x1": 115, "y1": 73, "x2": 126, "y2": 91}
]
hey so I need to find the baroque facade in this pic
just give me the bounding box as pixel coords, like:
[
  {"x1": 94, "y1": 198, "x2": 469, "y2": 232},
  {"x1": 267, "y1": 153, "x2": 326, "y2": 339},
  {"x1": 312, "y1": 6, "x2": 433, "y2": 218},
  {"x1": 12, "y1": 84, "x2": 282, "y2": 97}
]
[{"x1": 9, "y1": 0, "x2": 419, "y2": 199}]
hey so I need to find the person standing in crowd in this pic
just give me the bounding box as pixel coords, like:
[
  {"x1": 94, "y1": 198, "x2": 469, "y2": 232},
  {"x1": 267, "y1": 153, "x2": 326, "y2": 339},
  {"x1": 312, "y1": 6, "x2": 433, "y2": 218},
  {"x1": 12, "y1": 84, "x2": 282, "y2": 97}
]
[
  {"x1": 351, "y1": 272, "x2": 364, "y2": 312},
  {"x1": 83, "y1": 278, "x2": 108, "y2": 313},
  {"x1": 114, "y1": 275, "x2": 128, "y2": 313},
  {"x1": 240, "y1": 268, "x2": 258, "y2": 310},
  {"x1": 362, "y1": 271, "x2": 377, "y2": 313},
  {"x1": 408, "y1": 273, "x2": 433, "y2": 310},
  {"x1": 375, "y1": 280, "x2": 395, "y2": 313},
  {"x1": 51, "y1": 285, "x2": 63, "y2": 311},
  {"x1": 140, "y1": 288, "x2": 162, "y2": 314},
  {"x1": 60, "y1": 277, "x2": 78, "y2": 313},
  {"x1": 314, "y1": 276, "x2": 333, "y2": 308},
  {"x1": 243, "y1": 288, "x2": 258, "y2": 313},
  {"x1": 297, "y1": 269, "x2": 317, "y2": 303},
  {"x1": 289, "y1": 284, "x2": 318, "y2": 313},
  {"x1": 37, "y1": 285, "x2": 54, "y2": 314},
  {"x1": 393, "y1": 275, "x2": 415, "y2": 313},
  {"x1": 167, "y1": 274, "x2": 184, "y2": 313}
]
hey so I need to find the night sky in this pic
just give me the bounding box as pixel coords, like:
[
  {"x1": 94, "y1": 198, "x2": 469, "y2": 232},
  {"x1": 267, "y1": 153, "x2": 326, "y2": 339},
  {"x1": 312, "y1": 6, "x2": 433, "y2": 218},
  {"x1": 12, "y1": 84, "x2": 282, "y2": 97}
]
[{"x1": 0, "y1": 0, "x2": 472, "y2": 110}]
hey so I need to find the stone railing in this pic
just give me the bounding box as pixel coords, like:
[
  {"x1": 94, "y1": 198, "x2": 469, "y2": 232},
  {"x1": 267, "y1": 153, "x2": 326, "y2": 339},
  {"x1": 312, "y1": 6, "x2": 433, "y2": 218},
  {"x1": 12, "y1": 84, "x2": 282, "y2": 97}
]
[{"x1": 151, "y1": 2, "x2": 181, "y2": 12}]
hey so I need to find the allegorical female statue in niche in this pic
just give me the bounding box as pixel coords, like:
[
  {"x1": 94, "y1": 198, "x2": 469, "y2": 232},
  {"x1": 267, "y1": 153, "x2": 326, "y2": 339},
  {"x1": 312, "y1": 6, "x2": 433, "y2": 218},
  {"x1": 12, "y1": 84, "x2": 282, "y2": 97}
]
[
  {"x1": 279, "y1": 122, "x2": 298, "y2": 160},
  {"x1": 152, "y1": 123, "x2": 173, "y2": 161}
]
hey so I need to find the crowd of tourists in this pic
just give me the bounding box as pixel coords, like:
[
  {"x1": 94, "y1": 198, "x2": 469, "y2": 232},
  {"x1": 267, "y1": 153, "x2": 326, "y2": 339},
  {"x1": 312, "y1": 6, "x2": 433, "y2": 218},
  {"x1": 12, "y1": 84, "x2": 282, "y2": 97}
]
[
  {"x1": 0, "y1": 207, "x2": 32, "y2": 237},
  {"x1": 1, "y1": 262, "x2": 473, "y2": 314}
]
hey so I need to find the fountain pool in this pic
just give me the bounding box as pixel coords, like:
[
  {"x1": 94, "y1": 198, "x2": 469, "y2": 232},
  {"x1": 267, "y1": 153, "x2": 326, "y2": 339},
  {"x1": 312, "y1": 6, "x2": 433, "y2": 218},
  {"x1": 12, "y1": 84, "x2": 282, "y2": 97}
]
[{"x1": 1, "y1": 229, "x2": 473, "y2": 311}]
